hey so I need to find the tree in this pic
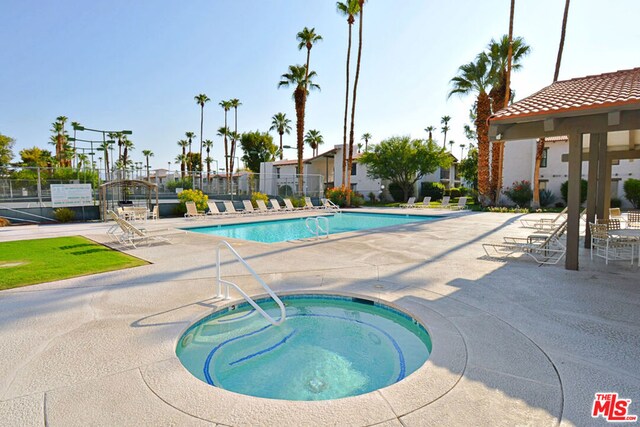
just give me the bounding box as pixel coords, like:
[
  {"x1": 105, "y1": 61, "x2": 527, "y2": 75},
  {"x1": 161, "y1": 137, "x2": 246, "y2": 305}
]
[
  {"x1": 346, "y1": 0, "x2": 367, "y2": 204},
  {"x1": 440, "y1": 115, "x2": 451, "y2": 148},
  {"x1": 70, "y1": 121, "x2": 81, "y2": 168},
  {"x1": 19, "y1": 146, "x2": 51, "y2": 168},
  {"x1": 554, "y1": 0, "x2": 571, "y2": 83},
  {"x1": 0, "y1": 133, "x2": 15, "y2": 172},
  {"x1": 269, "y1": 112, "x2": 292, "y2": 160},
  {"x1": 296, "y1": 27, "x2": 323, "y2": 89},
  {"x1": 304, "y1": 129, "x2": 324, "y2": 157},
  {"x1": 458, "y1": 146, "x2": 479, "y2": 191},
  {"x1": 359, "y1": 136, "x2": 452, "y2": 201},
  {"x1": 177, "y1": 139, "x2": 189, "y2": 178},
  {"x1": 463, "y1": 124, "x2": 476, "y2": 141},
  {"x1": 98, "y1": 141, "x2": 113, "y2": 181},
  {"x1": 142, "y1": 149, "x2": 154, "y2": 180},
  {"x1": 219, "y1": 100, "x2": 232, "y2": 178},
  {"x1": 240, "y1": 130, "x2": 278, "y2": 173},
  {"x1": 229, "y1": 98, "x2": 242, "y2": 176},
  {"x1": 50, "y1": 117, "x2": 69, "y2": 167},
  {"x1": 361, "y1": 132, "x2": 372, "y2": 151},
  {"x1": 424, "y1": 126, "x2": 435, "y2": 142},
  {"x1": 278, "y1": 65, "x2": 320, "y2": 193},
  {"x1": 337, "y1": 0, "x2": 360, "y2": 185},
  {"x1": 121, "y1": 137, "x2": 134, "y2": 175},
  {"x1": 203, "y1": 139, "x2": 214, "y2": 180},
  {"x1": 449, "y1": 52, "x2": 494, "y2": 204},
  {"x1": 194, "y1": 94, "x2": 210, "y2": 182}
]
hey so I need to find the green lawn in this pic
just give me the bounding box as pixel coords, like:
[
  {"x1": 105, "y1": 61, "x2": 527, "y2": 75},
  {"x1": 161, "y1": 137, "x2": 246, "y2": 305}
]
[{"x1": 0, "y1": 236, "x2": 148, "y2": 290}]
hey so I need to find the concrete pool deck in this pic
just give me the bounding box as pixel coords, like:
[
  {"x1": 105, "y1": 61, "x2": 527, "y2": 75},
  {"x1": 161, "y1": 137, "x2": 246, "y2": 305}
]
[{"x1": 0, "y1": 208, "x2": 638, "y2": 426}]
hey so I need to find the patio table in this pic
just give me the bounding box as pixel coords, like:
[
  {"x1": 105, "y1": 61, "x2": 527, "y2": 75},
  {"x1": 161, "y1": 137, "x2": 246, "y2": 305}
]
[{"x1": 608, "y1": 229, "x2": 640, "y2": 266}]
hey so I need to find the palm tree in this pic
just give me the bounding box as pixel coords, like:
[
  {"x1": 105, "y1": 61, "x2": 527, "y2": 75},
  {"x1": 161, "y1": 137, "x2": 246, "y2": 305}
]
[
  {"x1": 194, "y1": 94, "x2": 210, "y2": 183},
  {"x1": 296, "y1": 27, "x2": 323, "y2": 88},
  {"x1": 337, "y1": 0, "x2": 360, "y2": 185},
  {"x1": 142, "y1": 149, "x2": 154, "y2": 180},
  {"x1": 98, "y1": 141, "x2": 112, "y2": 181},
  {"x1": 424, "y1": 126, "x2": 435, "y2": 142},
  {"x1": 76, "y1": 153, "x2": 88, "y2": 171},
  {"x1": 440, "y1": 116, "x2": 451, "y2": 148},
  {"x1": 459, "y1": 144, "x2": 466, "y2": 159},
  {"x1": 449, "y1": 52, "x2": 494, "y2": 204},
  {"x1": 269, "y1": 112, "x2": 292, "y2": 160},
  {"x1": 554, "y1": 0, "x2": 571, "y2": 83},
  {"x1": 449, "y1": 140, "x2": 455, "y2": 153},
  {"x1": 346, "y1": 0, "x2": 367, "y2": 203},
  {"x1": 177, "y1": 139, "x2": 189, "y2": 179},
  {"x1": 278, "y1": 65, "x2": 320, "y2": 193},
  {"x1": 219, "y1": 100, "x2": 232, "y2": 179},
  {"x1": 229, "y1": 98, "x2": 242, "y2": 175},
  {"x1": 304, "y1": 129, "x2": 324, "y2": 157},
  {"x1": 361, "y1": 132, "x2": 372, "y2": 151},
  {"x1": 228, "y1": 130, "x2": 241, "y2": 172},
  {"x1": 203, "y1": 139, "x2": 213, "y2": 180},
  {"x1": 121, "y1": 137, "x2": 134, "y2": 177},
  {"x1": 185, "y1": 131, "x2": 196, "y2": 180},
  {"x1": 463, "y1": 124, "x2": 476, "y2": 141},
  {"x1": 70, "y1": 121, "x2": 81, "y2": 167}
]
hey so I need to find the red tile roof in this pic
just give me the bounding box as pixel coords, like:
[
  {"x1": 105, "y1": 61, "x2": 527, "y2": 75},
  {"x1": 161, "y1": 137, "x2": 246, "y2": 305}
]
[{"x1": 491, "y1": 67, "x2": 640, "y2": 122}]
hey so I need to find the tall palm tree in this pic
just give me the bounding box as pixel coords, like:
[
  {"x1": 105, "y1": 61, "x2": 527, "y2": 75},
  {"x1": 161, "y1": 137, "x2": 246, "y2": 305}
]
[
  {"x1": 203, "y1": 139, "x2": 213, "y2": 180},
  {"x1": 98, "y1": 141, "x2": 112, "y2": 181},
  {"x1": 194, "y1": 94, "x2": 210, "y2": 183},
  {"x1": 304, "y1": 129, "x2": 324, "y2": 157},
  {"x1": 228, "y1": 130, "x2": 241, "y2": 172},
  {"x1": 296, "y1": 27, "x2": 323, "y2": 88},
  {"x1": 121, "y1": 137, "x2": 134, "y2": 177},
  {"x1": 449, "y1": 52, "x2": 494, "y2": 204},
  {"x1": 219, "y1": 100, "x2": 232, "y2": 178},
  {"x1": 278, "y1": 65, "x2": 320, "y2": 193},
  {"x1": 142, "y1": 149, "x2": 154, "y2": 180},
  {"x1": 177, "y1": 139, "x2": 189, "y2": 179},
  {"x1": 76, "y1": 153, "x2": 88, "y2": 171},
  {"x1": 459, "y1": 144, "x2": 466, "y2": 159},
  {"x1": 554, "y1": 0, "x2": 571, "y2": 83},
  {"x1": 229, "y1": 98, "x2": 242, "y2": 175},
  {"x1": 70, "y1": 121, "x2": 81, "y2": 167},
  {"x1": 346, "y1": 0, "x2": 367, "y2": 203},
  {"x1": 185, "y1": 131, "x2": 196, "y2": 180},
  {"x1": 361, "y1": 132, "x2": 372, "y2": 151},
  {"x1": 269, "y1": 112, "x2": 292, "y2": 160},
  {"x1": 449, "y1": 140, "x2": 455, "y2": 153},
  {"x1": 440, "y1": 116, "x2": 451, "y2": 148},
  {"x1": 337, "y1": 0, "x2": 360, "y2": 185},
  {"x1": 424, "y1": 126, "x2": 435, "y2": 142}
]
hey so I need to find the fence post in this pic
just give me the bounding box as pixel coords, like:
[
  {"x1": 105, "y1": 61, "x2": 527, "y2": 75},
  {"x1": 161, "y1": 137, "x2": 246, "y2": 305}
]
[{"x1": 37, "y1": 167, "x2": 43, "y2": 207}]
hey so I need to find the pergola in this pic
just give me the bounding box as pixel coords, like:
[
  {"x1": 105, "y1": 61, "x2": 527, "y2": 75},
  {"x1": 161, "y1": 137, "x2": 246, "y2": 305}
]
[
  {"x1": 98, "y1": 179, "x2": 159, "y2": 221},
  {"x1": 489, "y1": 67, "x2": 640, "y2": 270}
]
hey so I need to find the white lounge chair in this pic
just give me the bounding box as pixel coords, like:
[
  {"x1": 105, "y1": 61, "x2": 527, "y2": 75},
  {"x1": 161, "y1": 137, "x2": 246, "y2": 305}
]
[
  {"x1": 184, "y1": 201, "x2": 205, "y2": 220},
  {"x1": 400, "y1": 197, "x2": 416, "y2": 208},
  {"x1": 440, "y1": 196, "x2": 451, "y2": 209},
  {"x1": 269, "y1": 199, "x2": 284, "y2": 213},
  {"x1": 304, "y1": 197, "x2": 319, "y2": 210},
  {"x1": 418, "y1": 196, "x2": 431, "y2": 208},
  {"x1": 256, "y1": 199, "x2": 273, "y2": 214},
  {"x1": 107, "y1": 210, "x2": 171, "y2": 248},
  {"x1": 520, "y1": 207, "x2": 567, "y2": 229},
  {"x1": 283, "y1": 198, "x2": 302, "y2": 211},
  {"x1": 223, "y1": 200, "x2": 243, "y2": 215},
  {"x1": 242, "y1": 200, "x2": 258, "y2": 215},
  {"x1": 206, "y1": 201, "x2": 226, "y2": 217},
  {"x1": 449, "y1": 197, "x2": 468, "y2": 211}
]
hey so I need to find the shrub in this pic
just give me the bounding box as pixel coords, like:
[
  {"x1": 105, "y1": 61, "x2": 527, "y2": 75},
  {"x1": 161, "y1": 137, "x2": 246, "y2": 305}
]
[
  {"x1": 290, "y1": 196, "x2": 305, "y2": 208},
  {"x1": 167, "y1": 178, "x2": 193, "y2": 191},
  {"x1": 610, "y1": 197, "x2": 622, "y2": 208},
  {"x1": 325, "y1": 186, "x2": 363, "y2": 207},
  {"x1": 623, "y1": 178, "x2": 640, "y2": 208},
  {"x1": 487, "y1": 206, "x2": 529, "y2": 214},
  {"x1": 177, "y1": 189, "x2": 208, "y2": 213},
  {"x1": 503, "y1": 180, "x2": 533, "y2": 207},
  {"x1": 53, "y1": 208, "x2": 75, "y2": 223},
  {"x1": 448, "y1": 187, "x2": 461, "y2": 198},
  {"x1": 560, "y1": 179, "x2": 588, "y2": 204},
  {"x1": 420, "y1": 181, "x2": 445, "y2": 200},
  {"x1": 539, "y1": 189, "x2": 555, "y2": 207},
  {"x1": 458, "y1": 187, "x2": 470, "y2": 197},
  {"x1": 367, "y1": 192, "x2": 377, "y2": 203},
  {"x1": 0, "y1": 217, "x2": 11, "y2": 227},
  {"x1": 388, "y1": 182, "x2": 407, "y2": 202},
  {"x1": 251, "y1": 191, "x2": 269, "y2": 208}
]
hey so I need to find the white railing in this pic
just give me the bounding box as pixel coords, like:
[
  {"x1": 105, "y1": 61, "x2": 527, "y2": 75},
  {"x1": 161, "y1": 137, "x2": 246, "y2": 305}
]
[
  {"x1": 321, "y1": 198, "x2": 341, "y2": 213},
  {"x1": 216, "y1": 241, "x2": 286, "y2": 326},
  {"x1": 305, "y1": 216, "x2": 329, "y2": 239}
]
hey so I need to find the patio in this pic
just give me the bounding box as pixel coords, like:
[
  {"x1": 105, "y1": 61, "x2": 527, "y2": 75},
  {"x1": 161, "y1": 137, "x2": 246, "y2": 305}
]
[{"x1": 0, "y1": 210, "x2": 638, "y2": 426}]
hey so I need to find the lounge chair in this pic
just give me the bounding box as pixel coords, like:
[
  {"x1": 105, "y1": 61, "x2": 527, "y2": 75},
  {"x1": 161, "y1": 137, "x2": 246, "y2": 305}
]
[
  {"x1": 304, "y1": 197, "x2": 319, "y2": 210},
  {"x1": 242, "y1": 200, "x2": 258, "y2": 215},
  {"x1": 206, "y1": 201, "x2": 226, "y2": 217},
  {"x1": 418, "y1": 196, "x2": 431, "y2": 208},
  {"x1": 589, "y1": 222, "x2": 636, "y2": 265},
  {"x1": 449, "y1": 196, "x2": 468, "y2": 211},
  {"x1": 321, "y1": 198, "x2": 341, "y2": 212},
  {"x1": 185, "y1": 201, "x2": 205, "y2": 220},
  {"x1": 223, "y1": 200, "x2": 243, "y2": 215},
  {"x1": 106, "y1": 210, "x2": 171, "y2": 248},
  {"x1": 270, "y1": 199, "x2": 284, "y2": 213},
  {"x1": 400, "y1": 197, "x2": 416, "y2": 208},
  {"x1": 283, "y1": 198, "x2": 302, "y2": 211},
  {"x1": 256, "y1": 199, "x2": 272, "y2": 214},
  {"x1": 482, "y1": 219, "x2": 567, "y2": 265},
  {"x1": 439, "y1": 196, "x2": 451, "y2": 209},
  {"x1": 520, "y1": 207, "x2": 567, "y2": 229}
]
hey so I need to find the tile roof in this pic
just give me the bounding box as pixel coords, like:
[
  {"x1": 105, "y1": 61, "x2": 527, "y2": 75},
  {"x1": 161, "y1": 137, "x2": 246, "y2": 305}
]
[{"x1": 491, "y1": 67, "x2": 640, "y2": 122}]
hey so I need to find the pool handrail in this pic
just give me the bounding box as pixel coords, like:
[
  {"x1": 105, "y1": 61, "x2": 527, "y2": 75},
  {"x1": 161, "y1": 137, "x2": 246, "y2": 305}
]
[
  {"x1": 305, "y1": 216, "x2": 329, "y2": 239},
  {"x1": 216, "y1": 240, "x2": 286, "y2": 326}
]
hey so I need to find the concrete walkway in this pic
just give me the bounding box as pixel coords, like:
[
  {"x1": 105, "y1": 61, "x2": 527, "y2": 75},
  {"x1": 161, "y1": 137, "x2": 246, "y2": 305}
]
[{"x1": 0, "y1": 210, "x2": 638, "y2": 426}]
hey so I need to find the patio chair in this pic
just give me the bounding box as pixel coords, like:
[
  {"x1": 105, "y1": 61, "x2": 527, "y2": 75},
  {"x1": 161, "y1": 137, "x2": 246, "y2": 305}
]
[
  {"x1": 223, "y1": 200, "x2": 243, "y2": 215},
  {"x1": 206, "y1": 201, "x2": 226, "y2": 217},
  {"x1": 449, "y1": 196, "x2": 468, "y2": 211},
  {"x1": 439, "y1": 196, "x2": 451, "y2": 209},
  {"x1": 609, "y1": 208, "x2": 628, "y2": 227},
  {"x1": 242, "y1": 200, "x2": 258, "y2": 215},
  {"x1": 520, "y1": 207, "x2": 567, "y2": 229},
  {"x1": 400, "y1": 197, "x2": 416, "y2": 208},
  {"x1": 482, "y1": 219, "x2": 567, "y2": 265},
  {"x1": 589, "y1": 222, "x2": 636, "y2": 265},
  {"x1": 628, "y1": 211, "x2": 640, "y2": 229},
  {"x1": 304, "y1": 197, "x2": 319, "y2": 210},
  {"x1": 256, "y1": 199, "x2": 272, "y2": 214},
  {"x1": 270, "y1": 199, "x2": 284, "y2": 213},
  {"x1": 597, "y1": 218, "x2": 622, "y2": 230},
  {"x1": 107, "y1": 210, "x2": 171, "y2": 248},
  {"x1": 184, "y1": 201, "x2": 206, "y2": 220},
  {"x1": 147, "y1": 205, "x2": 159, "y2": 221},
  {"x1": 418, "y1": 196, "x2": 431, "y2": 208},
  {"x1": 283, "y1": 198, "x2": 302, "y2": 211}
]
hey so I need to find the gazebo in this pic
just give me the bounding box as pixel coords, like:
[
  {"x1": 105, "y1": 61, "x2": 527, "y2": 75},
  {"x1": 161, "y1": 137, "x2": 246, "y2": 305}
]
[
  {"x1": 489, "y1": 67, "x2": 640, "y2": 270},
  {"x1": 98, "y1": 179, "x2": 159, "y2": 221}
]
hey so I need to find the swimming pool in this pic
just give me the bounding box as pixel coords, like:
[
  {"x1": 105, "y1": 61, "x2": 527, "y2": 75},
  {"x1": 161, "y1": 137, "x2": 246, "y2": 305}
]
[
  {"x1": 185, "y1": 212, "x2": 435, "y2": 243},
  {"x1": 176, "y1": 294, "x2": 432, "y2": 401}
]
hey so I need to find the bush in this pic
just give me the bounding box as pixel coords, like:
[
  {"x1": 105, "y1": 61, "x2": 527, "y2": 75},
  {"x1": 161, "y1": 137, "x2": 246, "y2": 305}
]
[
  {"x1": 0, "y1": 217, "x2": 11, "y2": 227},
  {"x1": 560, "y1": 179, "x2": 588, "y2": 204},
  {"x1": 167, "y1": 178, "x2": 193, "y2": 191},
  {"x1": 610, "y1": 197, "x2": 622, "y2": 208},
  {"x1": 289, "y1": 196, "x2": 306, "y2": 208},
  {"x1": 623, "y1": 178, "x2": 640, "y2": 208},
  {"x1": 539, "y1": 189, "x2": 555, "y2": 207},
  {"x1": 325, "y1": 186, "x2": 363, "y2": 207},
  {"x1": 250, "y1": 191, "x2": 269, "y2": 208},
  {"x1": 53, "y1": 208, "x2": 75, "y2": 223},
  {"x1": 177, "y1": 189, "x2": 208, "y2": 213},
  {"x1": 367, "y1": 192, "x2": 377, "y2": 203},
  {"x1": 503, "y1": 180, "x2": 533, "y2": 207},
  {"x1": 448, "y1": 187, "x2": 462, "y2": 198},
  {"x1": 420, "y1": 181, "x2": 445, "y2": 200},
  {"x1": 388, "y1": 182, "x2": 407, "y2": 202},
  {"x1": 458, "y1": 187, "x2": 470, "y2": 197}
]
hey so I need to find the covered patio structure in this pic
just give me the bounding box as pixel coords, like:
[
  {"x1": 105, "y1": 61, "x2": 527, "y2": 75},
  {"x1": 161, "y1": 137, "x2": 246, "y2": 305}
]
[
  {"x1": 489, "y1": 67, "x2": 640, "y2": 270},
  {"x1": 98, "y1": 179, "x2": 159, "y2": 221}
]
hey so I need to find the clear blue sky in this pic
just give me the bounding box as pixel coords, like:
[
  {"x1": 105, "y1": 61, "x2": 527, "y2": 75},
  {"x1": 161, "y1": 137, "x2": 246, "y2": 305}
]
[{"x1": 1, "y1": 0, "x2": 639, "y2": 170}]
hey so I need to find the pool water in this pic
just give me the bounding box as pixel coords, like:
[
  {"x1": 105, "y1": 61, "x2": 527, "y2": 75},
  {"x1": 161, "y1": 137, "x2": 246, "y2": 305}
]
[
  {"x1": 185, "y1": 212, "x2": 435, "y2": 243},
  {"x1": 176, "y1": 295, "x2": 432, "y2": 401}
]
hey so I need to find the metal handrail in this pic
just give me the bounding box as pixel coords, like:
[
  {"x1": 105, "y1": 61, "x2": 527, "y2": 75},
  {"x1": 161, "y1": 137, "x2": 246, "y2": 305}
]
[
  {"x1": 305, "y1": 216, "x2": 329, "y2": 239},
  {"x1": 216, "y1": 241, "x2": 286, "y2": 326}
]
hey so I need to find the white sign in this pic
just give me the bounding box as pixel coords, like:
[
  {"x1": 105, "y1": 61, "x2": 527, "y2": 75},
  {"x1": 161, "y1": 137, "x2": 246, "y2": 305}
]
[{"x1": 51, "y1": 184, "x2": 93, "y2": 208}]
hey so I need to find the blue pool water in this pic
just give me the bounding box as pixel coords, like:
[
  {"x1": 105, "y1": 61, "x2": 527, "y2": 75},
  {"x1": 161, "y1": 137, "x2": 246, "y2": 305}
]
[
  {"x1": 184, "y1": 212, "x2": 435, "y2": 243},
  {"x1": 176, "y1": 295, "x2": 432, "y2": 401}
]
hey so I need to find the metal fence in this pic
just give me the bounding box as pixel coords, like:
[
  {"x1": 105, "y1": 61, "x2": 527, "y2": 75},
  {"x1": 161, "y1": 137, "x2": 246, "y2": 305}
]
[{"x1": 0, "y1": 167, "x2": 326, "y2": 207}]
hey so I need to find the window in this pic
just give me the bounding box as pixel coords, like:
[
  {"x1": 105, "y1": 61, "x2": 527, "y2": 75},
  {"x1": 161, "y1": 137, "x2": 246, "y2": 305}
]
[
  {"x1": 539, "y1": 180, "x2": 548, "y2": 190},
  {"x1": 540, "y1": 148, "x2": 549, "y2": 168},
  {"x1": 350, "y1": 183, "x2": 357, "y2": 191},
  {"x1": 276, "y1": 168, "x2": 280, "y2": 178},
  {"x1": 351, "y1": 163, "x2": 357, "y2": 176}
]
